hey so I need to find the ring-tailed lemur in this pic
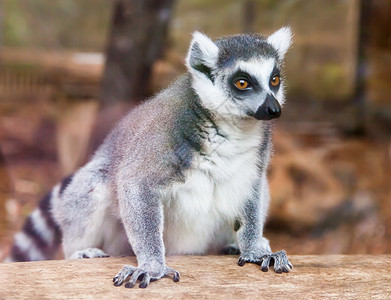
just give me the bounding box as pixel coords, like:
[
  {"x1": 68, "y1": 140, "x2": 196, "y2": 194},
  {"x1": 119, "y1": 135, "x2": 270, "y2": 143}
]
[{"x1": 5, "y1": 27, "x2": 293, "y2": 288}]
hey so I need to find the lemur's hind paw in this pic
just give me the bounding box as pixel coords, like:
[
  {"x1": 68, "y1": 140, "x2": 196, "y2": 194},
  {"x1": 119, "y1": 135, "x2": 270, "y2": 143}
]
[
  {"x1": 219, "y1": 244, "x2": 241, "y2": 255},
  {"x1": 69, "y1": 248, "x2": 110, "y2": 259},
  {"x1": 113, "y1": 265, "x2": 180, "y2": 289},
  {"x1": 238, "y1": 250, "x2": 293, "y2": 273}
]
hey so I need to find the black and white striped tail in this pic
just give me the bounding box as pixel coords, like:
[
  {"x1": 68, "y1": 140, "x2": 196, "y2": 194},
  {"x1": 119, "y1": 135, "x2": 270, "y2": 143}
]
[{"x1": 4, "y1": 188, "x2": 62, "y2": 262}]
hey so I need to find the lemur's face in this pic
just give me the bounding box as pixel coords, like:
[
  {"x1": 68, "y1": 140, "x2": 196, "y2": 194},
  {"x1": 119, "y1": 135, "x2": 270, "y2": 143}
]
[
  {"x1": 216, "y1": 55, "x2": 283, "y2": 120},
  {"x1": 186, "y1": 28, "x2": 292, "y2": 121}
]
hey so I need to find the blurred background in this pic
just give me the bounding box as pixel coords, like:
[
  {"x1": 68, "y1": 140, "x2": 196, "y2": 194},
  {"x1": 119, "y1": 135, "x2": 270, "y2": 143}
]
[{"x1": 0, "y1": 0, "x2": 390, "y2": 260}]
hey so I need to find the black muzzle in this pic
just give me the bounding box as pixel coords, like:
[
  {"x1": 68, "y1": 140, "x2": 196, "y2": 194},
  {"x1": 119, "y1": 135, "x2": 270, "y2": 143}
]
[{"x1": 253, "y1": 94, "x2": 281, "y2": 120}]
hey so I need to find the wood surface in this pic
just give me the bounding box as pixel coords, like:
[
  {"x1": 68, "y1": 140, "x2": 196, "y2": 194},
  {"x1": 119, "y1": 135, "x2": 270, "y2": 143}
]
[{"x1": 1, "y1": 255, "x2": 390, "y2": 299}]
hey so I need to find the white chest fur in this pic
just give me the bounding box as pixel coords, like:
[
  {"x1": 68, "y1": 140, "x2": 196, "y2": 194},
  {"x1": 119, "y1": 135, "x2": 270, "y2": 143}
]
[{"x1": 162, "y1": 121, "x2": 264, "y2": 255}]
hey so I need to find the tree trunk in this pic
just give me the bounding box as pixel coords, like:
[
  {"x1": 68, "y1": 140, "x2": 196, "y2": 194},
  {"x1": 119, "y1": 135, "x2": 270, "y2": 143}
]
[
  {"x1": 242, "y1": 1, "x2": 255, "y2": 33},
  {"x1": 101, "y1": 0, "x2": 175, "y2": 104},
  {"x1": 353, "y1": 0, "x2": 391, "y2": 135},
  {"x1": 351, "y1": 0, "x2": 370, "y2": 135}
]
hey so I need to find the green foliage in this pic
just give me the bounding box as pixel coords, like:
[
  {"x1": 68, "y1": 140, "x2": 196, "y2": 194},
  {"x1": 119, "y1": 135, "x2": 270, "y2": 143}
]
[{"x1": 3, "y1": 0, "x2": 33, "y2": 47}]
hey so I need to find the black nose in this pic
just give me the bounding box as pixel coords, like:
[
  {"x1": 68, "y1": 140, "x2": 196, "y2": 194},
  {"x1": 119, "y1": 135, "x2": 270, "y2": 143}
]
[
  {"x1": 267, "y1": 104, "x2": 281, "y2": 118},
  {"x1": 253, "y1": 94, "x2": 281, "y2": 120}
]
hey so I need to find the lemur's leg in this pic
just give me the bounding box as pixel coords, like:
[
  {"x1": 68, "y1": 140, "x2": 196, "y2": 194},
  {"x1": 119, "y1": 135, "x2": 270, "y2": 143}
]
[
  {"x1": 113, "y1": 183, "x2": 179, "y2": 289},
  {"x1": 237, "y1": 174, "x2": 293, "y2": 273},
  {"x1": 51, "y1": 162, "x2": 113, "y2": 260}
]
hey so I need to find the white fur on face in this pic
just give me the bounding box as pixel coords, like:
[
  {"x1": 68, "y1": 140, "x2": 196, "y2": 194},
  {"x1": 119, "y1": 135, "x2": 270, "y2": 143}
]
[
  {"x1": 192, "y1": 56, "x2": 286, "y2": 121},
  {"x1": 234, "y1": 57, "x2": 287, "y2": 106},
  {"x1": 235, "y1": 58, "x2": 276, "y2": 92},
  {"x1": 187, "y1": 29, "x2": 291, "y2": 119},
  {"x1": 186, "y1": 31, "x2": 242, "y2": 119},
  {"x1": 191, "y1": 71, "x2": 243, "y2": 119}
]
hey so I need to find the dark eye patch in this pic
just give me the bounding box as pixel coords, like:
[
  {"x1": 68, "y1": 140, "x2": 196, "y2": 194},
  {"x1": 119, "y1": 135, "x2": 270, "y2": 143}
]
[{"x1": 230, "y1": 70, "x2": 260, "y2": 90}]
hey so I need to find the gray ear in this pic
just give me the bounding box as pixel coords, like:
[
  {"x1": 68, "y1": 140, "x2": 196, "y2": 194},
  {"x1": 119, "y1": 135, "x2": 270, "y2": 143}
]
[
  {"x1": 267, "y1": 27, "x2": 293, "y2": 59},
  {"x1": 186, "y1": 31, "x2": 219, "y2": 80}
]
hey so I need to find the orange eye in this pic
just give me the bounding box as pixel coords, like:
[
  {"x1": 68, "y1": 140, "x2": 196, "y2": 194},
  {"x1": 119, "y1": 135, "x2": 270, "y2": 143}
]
[
  {"x1": 270, "y1": 76, "x2": 280, "y2": 86},
  {"x1": 235, "y1": 79, "x2": 249, "y2": 90}
]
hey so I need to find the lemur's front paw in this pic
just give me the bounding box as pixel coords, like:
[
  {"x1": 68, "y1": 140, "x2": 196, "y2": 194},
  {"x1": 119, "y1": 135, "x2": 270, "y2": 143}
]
[
  {"x1": 113, "y1": 265, "x2": 180, "y2": 289},
  {"x1": 238, "y1": 250, "x2": 293, "y2": 273}
]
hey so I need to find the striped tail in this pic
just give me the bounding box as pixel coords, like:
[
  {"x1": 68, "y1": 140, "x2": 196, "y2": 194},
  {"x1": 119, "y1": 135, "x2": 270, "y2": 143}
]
[{"x1": 4, "y1": 188, "x2": 62, "y2": 262}]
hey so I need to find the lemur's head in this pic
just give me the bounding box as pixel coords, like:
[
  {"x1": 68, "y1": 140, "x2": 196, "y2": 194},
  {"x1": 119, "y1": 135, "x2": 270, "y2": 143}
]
[{"x1": 186, "y1": 27, "x2": 292, "y2": 121}]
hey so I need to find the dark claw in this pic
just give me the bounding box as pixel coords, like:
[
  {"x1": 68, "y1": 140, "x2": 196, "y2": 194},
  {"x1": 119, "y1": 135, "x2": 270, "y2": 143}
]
[
  {"x1": 261, "y1": 262, "x2": 269, "y2": 272},
  {"x1": 139, "y1": 273, "x2": 151, "y2": 289},
  {"x1": 139, "y1": 282, "x2": 148, "y2": 289},
  {"x1": 113, "y1": 280, "x2": 122, "y2": 287},
  {"x1": 173, "y1": 272, "x2": 180, "y2": 282},
  {"x1": 238, "y1": 257, "x2": 246, "y2": 266},
  {"x1": 82, "y1": 254, "x2": 89, "y2": 258},
  {"x1": 261, "y1": 255, "x2": 271, "y2": 272},
  {"x1": 125, "y1": 282, "x2": 135, "y2": 289}
]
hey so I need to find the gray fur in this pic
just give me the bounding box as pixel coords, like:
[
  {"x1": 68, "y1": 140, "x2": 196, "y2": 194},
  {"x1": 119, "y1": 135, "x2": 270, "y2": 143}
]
[
  {"x1": 216, "y1": 34, "x2": 278, "y2": 68},
  {"x1": 6, "y1": 27, "x2": 293, "y2": 288}
]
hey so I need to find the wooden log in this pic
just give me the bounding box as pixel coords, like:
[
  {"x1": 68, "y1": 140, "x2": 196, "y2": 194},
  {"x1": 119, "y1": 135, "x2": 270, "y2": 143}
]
[{"x1": 0, "y1": 255, "x2": 390, "y2": 299}]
